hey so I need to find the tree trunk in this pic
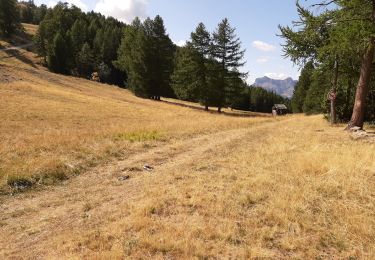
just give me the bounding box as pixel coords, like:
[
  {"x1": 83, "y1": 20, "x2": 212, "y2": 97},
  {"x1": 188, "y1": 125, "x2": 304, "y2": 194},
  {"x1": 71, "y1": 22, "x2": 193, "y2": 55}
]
[
  {"x1": 218, "y1": 107, "x2": 222, "y2": 113},
  {"x1": 330, "y1": 99, "x2": 336, "y2": 124},
  {"x1": 347, "y1": 42, "x2": 375, "y2": 129},
  {"x1": 331, "y1": 59, "x2": 338, "y2": 125},
  {"x1": 205, "y1": 105, "x2": 208, "y2": 111},
  {"x1": 347, "y1": 0, "x2": 375, "y2": 129},
  {"x1": 345, "y1": 75, "x2": 353, "y2": 118}
]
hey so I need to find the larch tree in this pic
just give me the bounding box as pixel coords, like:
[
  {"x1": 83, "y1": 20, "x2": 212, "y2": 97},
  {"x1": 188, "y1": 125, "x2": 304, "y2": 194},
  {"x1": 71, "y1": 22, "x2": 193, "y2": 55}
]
[
  {"x1": 115, "y1": 16, "x2": 174, "y2": 99},
  {"x1": 145, "y1": 15, "x2": 175, "y2": 99},
  {"x1": 212, "y1": 18, "x2": 246, "y2": 112},
  {"x1": 280, "y1": 0, "x2": 375, "y2": 129},
  {"x1": 114, "y1": 18, "x2": 150, "y2": 97},
  {"x1": 190, "y1": 23, "x2": 219, "y2": 110},
  {"x1": 171, "y1": 45, "x2": 203, "y2": 102}
]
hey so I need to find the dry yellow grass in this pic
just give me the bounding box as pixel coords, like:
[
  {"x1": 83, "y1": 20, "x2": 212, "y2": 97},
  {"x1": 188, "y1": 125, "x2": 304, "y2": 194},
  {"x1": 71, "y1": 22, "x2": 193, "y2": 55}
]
[
  {"x1": 0, "y1": 48, "x2": 271, "y2": 192},
  {"x1": 1, "y1": 41, "x2": 375, "y2": 259},
  {"x1": 21, "y1": 23, "x2": 38, "y2": 36}
]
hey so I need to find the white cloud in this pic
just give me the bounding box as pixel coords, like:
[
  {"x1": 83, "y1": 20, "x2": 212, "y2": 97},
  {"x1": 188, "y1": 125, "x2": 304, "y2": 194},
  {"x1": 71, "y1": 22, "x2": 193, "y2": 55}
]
[
  {"x1": 252, "y1": 40, "x2": 276, "y2": 52},
  {"x1": 173, "y1": 40, "x2": 186, "y2": 47},
  {"x1": 264, "y1": 73, "x2": 289, "y2": 80},
  {"x1": 95, "y1": 0, "x2": 148, "y2": 23},
  {"x1": 47, "y1": 0, "x2": 88, "y2": 11},
  {"x1": 256, "y1": 57, "x2": 268, "y2": 64}
]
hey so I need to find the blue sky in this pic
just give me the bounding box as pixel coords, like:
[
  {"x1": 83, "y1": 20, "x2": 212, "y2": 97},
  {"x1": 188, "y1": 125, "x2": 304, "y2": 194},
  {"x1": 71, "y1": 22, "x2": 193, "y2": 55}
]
[{"x1": 34, "y1": 0, "x2": 304, "y2": 83}]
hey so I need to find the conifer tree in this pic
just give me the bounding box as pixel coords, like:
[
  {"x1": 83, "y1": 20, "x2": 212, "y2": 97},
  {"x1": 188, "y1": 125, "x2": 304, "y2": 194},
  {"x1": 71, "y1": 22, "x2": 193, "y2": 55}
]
[
  {"x1": 47, "y1": 32, "x2": 69, "y2": 74},
  {"x1": 0, "y1": 0, "x2": 20, "y2": 36},
  {"x1": 115, "y1": 16, "x2": 174, "y2": 99},
  {"x1": 146, "y1": 15, "x2": 175, "y2": 99},
  {"x1": 190, "y1": 23, "x2": 219, "y2": 110},
  {"x1": 191, "y1": 23, "x2": 211, "y2": 57},
  {"x1": 70, "y1": 19, "x2": 87, "y2": 56},
  {"x1": 291, "y1": 61, "x2": 314, "y2": 113},
  {"x1": 212, "y1": 18, "x2": 246, "y2": 112},
  {"x1": 76, "y1": 42, "x2": 94, "y2": 77},
  {"x1": 303, "y1": 67, "x2": 330, "y2": 115},
  {"x1": 171, "y1": 46, "x2": 202, "y2": 102},
  {"x1": 115, "y1": 18, "x2": 150, "y2": 97},
  {"x1": 280, "y1": 0, "x2": 375, "y2": 128}
]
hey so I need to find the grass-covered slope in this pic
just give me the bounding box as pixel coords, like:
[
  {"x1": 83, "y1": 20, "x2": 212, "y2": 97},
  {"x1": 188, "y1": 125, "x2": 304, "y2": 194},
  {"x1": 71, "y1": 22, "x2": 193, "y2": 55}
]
[{"x1": 0, "y1": 40, "x2": 269, "y2": 192}]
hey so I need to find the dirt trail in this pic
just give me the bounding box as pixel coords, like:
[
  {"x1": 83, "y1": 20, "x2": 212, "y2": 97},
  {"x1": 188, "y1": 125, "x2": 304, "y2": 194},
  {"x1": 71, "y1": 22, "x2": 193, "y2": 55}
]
[
  {"x1": 0, "y1": 118, "x2": 289, "y2": 258},
  {"x1": 0, "y1": 42, "x2": 34, "y2": 51}
]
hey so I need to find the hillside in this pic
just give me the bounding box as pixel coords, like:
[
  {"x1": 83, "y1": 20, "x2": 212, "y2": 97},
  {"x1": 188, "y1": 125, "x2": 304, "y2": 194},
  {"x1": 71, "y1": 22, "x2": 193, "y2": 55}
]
[
  {"x1": 1, "y1": 37, "x2": 375, "y2": 259},
  {"x1": 0, "y1": 40, "x2": 268, "y2": 192},
  {"x1": 254, "y1": 76, "x2": 297, "y2": 98}
]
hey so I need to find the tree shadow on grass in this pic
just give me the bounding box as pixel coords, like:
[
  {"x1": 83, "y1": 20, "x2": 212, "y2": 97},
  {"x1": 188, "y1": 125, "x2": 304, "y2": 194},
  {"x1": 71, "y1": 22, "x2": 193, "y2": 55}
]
[
  {"x1": 160, "y1": 99, "x2": 271, "y2": 118},
  {"x1": 1, "y1": 48, "x2": 37, "y2": 68}
]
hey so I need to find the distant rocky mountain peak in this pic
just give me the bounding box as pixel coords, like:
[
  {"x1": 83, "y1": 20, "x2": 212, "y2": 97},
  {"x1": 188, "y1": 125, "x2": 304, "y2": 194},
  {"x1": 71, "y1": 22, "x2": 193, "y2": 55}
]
[{"x1": 253, "y1": 76, "x2": 297, "y2": 98}]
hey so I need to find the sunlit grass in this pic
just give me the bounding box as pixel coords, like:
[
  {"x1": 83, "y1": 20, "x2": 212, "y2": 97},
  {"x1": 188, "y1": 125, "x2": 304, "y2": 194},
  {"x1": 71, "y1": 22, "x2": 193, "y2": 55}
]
[
  {"x1": 0, "y1": 52, "x2": 270, "y2": 192},
  {"x1": 1, "y1": 41, "x2": 374, "y2": 259}
]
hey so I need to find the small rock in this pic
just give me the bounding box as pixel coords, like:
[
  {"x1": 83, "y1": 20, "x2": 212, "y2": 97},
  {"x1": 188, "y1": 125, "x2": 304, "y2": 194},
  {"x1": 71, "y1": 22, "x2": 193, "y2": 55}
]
[
  {"x1": 351, "y1": 129, "x2": 372, "y2": 140},
  {"x1": 123, "y1": 167, "x2": 142, "y2": 172},
  {"x1": 349, "y1": 126, "x2": 362, "y2": 132},
  {"x1": 118, "y1": 175, "x2": 130, "y2": 181},
  {"x1": 143, "y1": 165, "x2": 154, "y2": 171}
]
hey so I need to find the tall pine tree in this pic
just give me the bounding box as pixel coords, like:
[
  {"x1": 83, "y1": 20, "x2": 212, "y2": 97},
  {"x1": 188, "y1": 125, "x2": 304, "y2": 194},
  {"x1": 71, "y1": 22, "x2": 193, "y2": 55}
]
[
  {"x1": 47, "y1": 32, "x2": 69, "y2": 74},
  {"x1": 115, "y1": 16, "x2": 174, "y2": 99},
  {"x1": 171, "y1": 46, "x2": 202, "y2": 102},
  {"x1": 212, "y1": 18, "x2": 246, "y2": 112},
  {"x1": 115, "y1": 18, "x2": 151, "y2": 97}
]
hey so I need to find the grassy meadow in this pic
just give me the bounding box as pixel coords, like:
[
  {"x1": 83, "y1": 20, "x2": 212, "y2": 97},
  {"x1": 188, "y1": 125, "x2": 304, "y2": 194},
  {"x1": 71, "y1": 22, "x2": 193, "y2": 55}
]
[
  {"x1": 1, "y1": 27, "x2": 375, "y2": 259},
  {"x1": 0, "y1": 47, "x2": 272, "y2": 192}
]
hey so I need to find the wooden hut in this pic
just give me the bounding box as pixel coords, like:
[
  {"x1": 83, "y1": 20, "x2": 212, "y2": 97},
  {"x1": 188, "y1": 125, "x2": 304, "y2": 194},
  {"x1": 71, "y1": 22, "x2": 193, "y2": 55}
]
[{"x1": 272, "y1": 104, "x2": 288, "y2": 116}]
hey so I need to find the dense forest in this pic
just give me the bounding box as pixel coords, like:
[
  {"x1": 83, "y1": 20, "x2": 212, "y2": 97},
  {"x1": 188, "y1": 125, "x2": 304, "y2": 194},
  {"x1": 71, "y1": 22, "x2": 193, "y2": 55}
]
[
  {"x1": 1, "y1": 0, "x2": 291, "y2": 113},
  {"x1": 280, "y1": 0, "x2": 375, "y2": 127}
]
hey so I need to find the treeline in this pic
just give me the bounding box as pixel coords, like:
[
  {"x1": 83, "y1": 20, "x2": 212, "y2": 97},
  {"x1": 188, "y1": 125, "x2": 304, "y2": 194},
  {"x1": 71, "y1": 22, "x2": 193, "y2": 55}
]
[
  {"x1": 2, "y1": 1, "x2": 287, "y2": 114},
  {"x1": 114, "y1": 18, "x2": 249, "y2": 112},
  {"x1": 0, "y1": 0, "x2": 20, "y2": 36},
  {"x1": 18, "y1": 0, "x2": 47, "y2": 25},
  {"x1": 290, "y1": 61, "x2": 375, "y2": 122},
  {"x1": 0, "y1": 0, "x2": 46, "y2": 36},
  {"x1": 169, "y1": 20, "x2": 247, "y2": 111},
  {"x1": 114, "y1": 16, "x2": 175, "y2": 99},
  {"x1": 36, "y1": 2, "x2": 126, "y2": 85},
  {"x1": 280, "y1": 1, "x2": 375, "y2": 127}
]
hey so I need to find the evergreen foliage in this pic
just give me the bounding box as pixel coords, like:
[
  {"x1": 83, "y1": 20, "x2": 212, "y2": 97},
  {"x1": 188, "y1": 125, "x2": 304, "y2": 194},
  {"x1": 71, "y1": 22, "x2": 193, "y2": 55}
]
[
  {"x1": 291, "y1": 61, "x2": 314, "y2": 113},
  {"x1": 30, "y1": 2, "x2": 283, "y2": 114},
  {"x1": 280, "y1": 0, "x2": 375, "y2": 125},
  {"x1": 171, "y1": 46, "x2": 202, "y2": 102},
  {"x1": 249, "y1": 86, "x2": 289, "y2": 113},
  {"x1": 115, "y1": 16, "x2": 174, "y2": 99},
  {"x1": 0, "y1": 0, "x2": 20, "y2": 36},
  {"x1": 36, "y1": 3, "x2": 126, "y2": 85},
  {"x1": 76, "y1": 42, "x2": 95, "y2": 77},
  {"x1": 47, "y1": 32, "x2": 69, "y2": 74},
  {"x1": 212, "y1": 18, "x2": 247, "y2": 111},
  {"x1": 18, "y1": 1, "x2": 47, "y2": 24}
]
